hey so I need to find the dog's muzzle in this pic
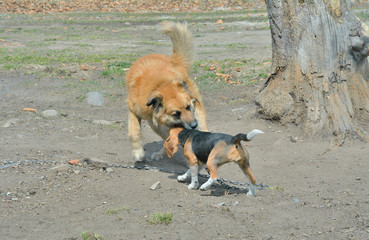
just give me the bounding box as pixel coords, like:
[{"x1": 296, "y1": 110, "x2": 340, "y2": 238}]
[{"x1": 182, "y1": 120, "x2": 198, "y2": 130}]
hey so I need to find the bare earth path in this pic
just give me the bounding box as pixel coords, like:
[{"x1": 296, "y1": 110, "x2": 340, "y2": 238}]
[{"x1": 1, "y1": 12, "x2": 369, "y2": 240}]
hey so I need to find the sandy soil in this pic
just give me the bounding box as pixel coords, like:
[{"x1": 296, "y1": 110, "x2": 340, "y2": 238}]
[{"x1": 1, "y1": 14, "x2": 369, "y2": 240}]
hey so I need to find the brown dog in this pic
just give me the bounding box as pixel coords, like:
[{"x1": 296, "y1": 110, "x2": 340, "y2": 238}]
[
  {"x1": 164, "y1": 128, "x2": 264, "y2": 196},
  {"x1": 126, "y1": 22, "x2": 208, "y2": 161}
]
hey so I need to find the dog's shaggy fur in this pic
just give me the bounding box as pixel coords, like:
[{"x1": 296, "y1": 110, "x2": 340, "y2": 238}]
[{"x1": 126, "y1": 22, "x2": 208, "y2": 161}]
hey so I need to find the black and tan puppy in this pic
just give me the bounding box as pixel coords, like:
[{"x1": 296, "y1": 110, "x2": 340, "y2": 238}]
[{"x1": 164, "y1": 128, "x2": 263, "y2": 196}]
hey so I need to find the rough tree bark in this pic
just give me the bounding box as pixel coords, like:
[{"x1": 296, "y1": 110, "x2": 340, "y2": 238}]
[{"x1": 256, "y1": 0, "x2": 369, "y2": 141}]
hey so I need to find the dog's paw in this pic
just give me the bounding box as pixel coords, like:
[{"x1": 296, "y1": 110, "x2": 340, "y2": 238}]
[
  {"x1": 199, "y1": 178, "x2": 215, "y2": 191},
  {"x1": 247, "y1": 187, "x2": 256, "y2": 197},
  {"x1": 151, "y1": 152, "x2": 164, "y2": 161},
  {"x1": 199, "y1": 184, "x2": 210, "y2": 191},
  {"x1": 188, "y1": 181, "x2": 199, "y2": 190},
  {"x1": 177, "y1": 174, "x2": 190, "y2": 182},
  {"x1": 132, "y1": 148, "x2": 145, "y2": 161}
]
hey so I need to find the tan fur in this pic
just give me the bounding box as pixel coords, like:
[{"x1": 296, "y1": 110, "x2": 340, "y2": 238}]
[
  {"x1": 165, "y1": 128, "x2": 257, "y2": 195},
  {"x1": 126, "y1": 22, "x2": 208, "y2": 161}
]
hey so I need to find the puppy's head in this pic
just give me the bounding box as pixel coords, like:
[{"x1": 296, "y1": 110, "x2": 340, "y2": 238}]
[
  {"x1": 146, "y1": 80, "x2": 199, "y2": 130},
  {"x1": 164, "y1": 127, "x2": 183, "y2": 158}
]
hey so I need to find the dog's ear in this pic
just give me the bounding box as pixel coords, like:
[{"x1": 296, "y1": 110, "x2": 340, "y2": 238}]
[
  {"x1": 164, "y1": 136, "x2": 179, "y2": 158},
  {"x1": 146, "y1": 93, "x2": 162, "y2": 111},
  {"x1": 164, "y1": 129, "x2": 182, "y2": 158}
]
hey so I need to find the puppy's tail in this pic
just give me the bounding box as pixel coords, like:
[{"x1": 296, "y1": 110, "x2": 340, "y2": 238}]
[
  {"x1": 231, "y1": 129, "x2": 264, "y2": 144},
  {"x1": 159, "y1": 21, "x2": 194, "y2": 68}
]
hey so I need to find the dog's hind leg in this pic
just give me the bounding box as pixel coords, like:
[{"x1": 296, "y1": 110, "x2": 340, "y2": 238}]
[
  {"x1": 237, "y1": 159, "x2": 257, "y2": 197},
  {"x1": 128, "y1": 111, "x2": 144, "y2": 161}
]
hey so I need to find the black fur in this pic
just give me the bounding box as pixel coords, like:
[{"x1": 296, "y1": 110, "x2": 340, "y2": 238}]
[{"x1": 178, "y1": 129, "x2": 233, "y2": 163}]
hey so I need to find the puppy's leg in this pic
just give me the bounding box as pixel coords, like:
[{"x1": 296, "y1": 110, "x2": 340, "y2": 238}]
[
  {"x1": 128, "y1": 111, "x2": 144, "y2": 161},
  {"x1": 188, "y1": 164, "x2": 199, "y2": 190},
  {"x1": 200, "y1": 158, "x2": 218, "y2": 191},
  {"x1": 237, "y1": 159, "x2": 257, "y2": 197},
  {"x1": 177, "y1": 168, "x2": 191, "y2": 182}
]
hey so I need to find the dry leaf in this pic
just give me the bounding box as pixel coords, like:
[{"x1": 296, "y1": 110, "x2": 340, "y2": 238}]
[
  {"x1": 22, "y1": 108, "x2": 37, "y2": 112},
  {"x1": 217, "y1": 19, "x2": 223, "y2": 24},
  {"x1": 68, "y1": 159, "x2": 80, "y2": 165},
  {"x1": 80, "y1": 64, "x2": 89, "y2": 70}
]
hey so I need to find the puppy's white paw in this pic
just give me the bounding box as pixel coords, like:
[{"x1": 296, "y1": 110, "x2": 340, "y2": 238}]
[
  {"x1": 188, "y1": 181, "x2": 199, "y2": 190},
  {"x1": 177, "y1": 174, "x2": 190, "y2": 182},
  {"x1": 199, "y1": 178, "x2": 215, "y2": 191},
  {"x1": 199, "y1": 184, "x2": 210, "y2": 191},
  {"x1": 247, "y1": 187, "x2": 256, "y2": 197},
  {"x1": 132, "y1": 148, "x2": 144, "y2": 161}
]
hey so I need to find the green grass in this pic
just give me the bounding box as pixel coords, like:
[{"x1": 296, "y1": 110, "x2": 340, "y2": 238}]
[
  {"x1": 147, "y1": 212, "x2": 173, "y2": 225},
  {"x1": 81, "y1": 232, "x2": 103, "y2": 240},
  {"x1": 101, "y1": 61, "x2": 131, "y2": 78},
  {"x1": 355, "y1": 11, "x2": 369, "y2": 20},
  {"x1": 192, "y1": 58, "x2": 271, "y2": 90},
  {"x1": 106, "y1": 206, "x2": 130, "y2": 215}
]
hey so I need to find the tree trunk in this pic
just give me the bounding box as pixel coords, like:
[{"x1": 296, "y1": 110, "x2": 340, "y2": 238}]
[{"x1": 256, "y1": 0, "x2": 369, "y2": 141}]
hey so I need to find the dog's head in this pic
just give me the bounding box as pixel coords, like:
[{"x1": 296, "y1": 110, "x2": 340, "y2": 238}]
[
  {"x1": 146, "y1": 80, "x2": 199, "y2": 130},
  {"x1": 164, "y1": 127, "x2": 183, "y2": 158}
]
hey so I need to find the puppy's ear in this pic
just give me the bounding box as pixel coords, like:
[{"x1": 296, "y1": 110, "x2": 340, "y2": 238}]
[
  {"x1": 164, "y1": 133, "x2": 179, "y2": 158},
  {"x1": 146, "y1": 93, "x2": 162, "y2": 111}
]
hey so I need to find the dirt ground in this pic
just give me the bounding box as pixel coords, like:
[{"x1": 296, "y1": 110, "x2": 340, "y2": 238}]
[{"x1": 1, "y1": 11, "x2": 369, "y2": 240}]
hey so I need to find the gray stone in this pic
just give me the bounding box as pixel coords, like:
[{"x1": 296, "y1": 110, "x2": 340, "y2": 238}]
[
  {"x1": 150, "y1": 181, "x2": 161, "y2": 190},
  {"x1": 92, "y1": 119, "x2": 113, "y2": 125},
  {"x1": 83, "y1": 158, "x2": 108, "y2": 168},
  {"x1": 42, "y1": 109, "x2": 58, "y2": 118},
  {"x1": 87, "y1": 92, "x2": 104, "y2": 106}
]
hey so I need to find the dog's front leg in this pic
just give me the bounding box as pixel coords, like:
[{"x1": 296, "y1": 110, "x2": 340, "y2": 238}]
[
  {"x1": 128, "y1": 111, "x2": 144, "y2": 161},
  {"x1": 188, "y1": 164, "x2": 199, "y2": 189},
  {"x1": 177, "y1": 168, "x2": 191, "y2": 182},
  {"x1": 147, "y1": 121, "x2": 169, "y2": 161},
  {"x1": 151, "y1": 147, "x2": 167, "y2": 161}
]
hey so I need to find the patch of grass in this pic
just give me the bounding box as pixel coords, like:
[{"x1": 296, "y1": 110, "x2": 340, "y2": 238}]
[
  {"x1": 225, "y1": 43, "x2": 248, "y2": 49},
  {"x1": 102, "y1": 61, "x2": 131, "y2": 78},
  {"x1": 355, "y1": 11, "x2": 369, "y2": 20},
  {"x1": 81, "y1": 232, "x2": 103, "y2": 240},
  {"x1": 147, "y1": 212, "x2": 173, "y2": 225},
  {"x1": 106, "y1": 206, "x2": 130, "y2": 215},
  {"x1": 267, "y1": 185, "x2": 285, "y2": 191},
  {"x1": 192, "y1": 58, "x2": 271, "y2": 90}
]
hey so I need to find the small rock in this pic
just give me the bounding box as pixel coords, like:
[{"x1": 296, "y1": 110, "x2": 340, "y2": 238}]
[
  {"x1": 49, "y1": 164, "x2": 70, "y2": 172},
  {"x1": 106, "y1": 167, "x2": 114, "y2": 173},
  {"x1": 42, "y1": 109, "x2": 58, "y2": 118},
  {"x1": 2, "y1": 118, "x2": 20, "y2": 128},
  {"x1": 232, "y1": 201, "x2": 239, "y2": 206},
  {"x1": 150, "y1": 181, "x2": 161, "y2": 190},
  {"x1": 289, "y1": 136, "x2": 297, "y2": 143},
  {"x1": 73, "y1": 169, "x2": 81, "y2": 174},
  {"x1": 92, "y1": 119, "x2": 113, "y2": 125},
  {"x1": 218, "y1": 202, "x2": 226, "y2": 206},
  {"x1": 83, "y1": 158, "x2": 108, "y2": 168},
  {"x1": 87, "y1": 92, "x2": 104, "y2": 106}
]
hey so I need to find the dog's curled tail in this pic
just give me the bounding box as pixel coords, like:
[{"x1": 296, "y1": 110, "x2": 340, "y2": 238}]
[
  {"x1": 159, "y1": 21, "x2": 194, "y2": 68},
  {"x1": 231, "y1": 129, "x2": 264, "y2": 144}
]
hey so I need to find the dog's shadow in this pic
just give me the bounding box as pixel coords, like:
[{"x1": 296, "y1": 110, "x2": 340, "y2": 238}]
[{"x1": 133, "y1": 141, "x2": 251, "y2": 197}]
